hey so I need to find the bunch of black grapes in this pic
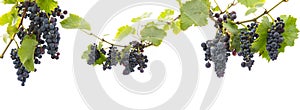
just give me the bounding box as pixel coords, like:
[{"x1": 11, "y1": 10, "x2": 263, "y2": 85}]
[
  {"x1": 267, "y1": 17, "x2": 285, "y2": 61},
  {"x1": 11, "y1": 1, "x2": 68, "y2": 86},
  {"x1": 213, "y1": 11, "x2": 237, "y2": 28},
  {"x1": 238, "y1": 23, "x2": 259, "y2": 70},
  {"x1": 202, "y1": 30, "x2": 230, "y2": 77},
  {"x1": 85, "y1": 41, "x2": 149, "y2": 75},
  {"x1": 120, "y1": 41, "x2": 148, "y2": 75}
]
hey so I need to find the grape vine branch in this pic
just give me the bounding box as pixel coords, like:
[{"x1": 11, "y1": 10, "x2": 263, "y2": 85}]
[
  {"x1": 0, "y1": 0, "x2": 298, "y2": 86},
  {"x1": 236, "y1": 0, "x2": 287, "y2": 24}
]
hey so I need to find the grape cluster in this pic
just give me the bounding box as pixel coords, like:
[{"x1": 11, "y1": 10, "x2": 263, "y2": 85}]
[
  {"x1": 17, "y1": 1, "x2": 66, "y2": 59},
  {"x1": 11, "y1": 1, "x2": 67, "y2": 86},
  {"x1": 103, "y1": 46, "x2": 121, "y2": 70},
  {"x1": 267, "y1": 17, "x2": 285, "y2": 61},
  {"x1": 120, "y1": 41, "x2": 148, "y2": 75},
  {"x1": 86, "y1": 44, "x2": 101, "y2": 65},
  {"x1": 202, "y1": 31, "x2": 230, "y2": 77},
  {"x1": 213, "y1": 11, "x2": 237, "y2": 28},
  {"x1": 10, "y1": 49, "x2": 31, "y2": 86},
  {"x1": 238, "y1": 23, "x2": 259, "y2": 70}
]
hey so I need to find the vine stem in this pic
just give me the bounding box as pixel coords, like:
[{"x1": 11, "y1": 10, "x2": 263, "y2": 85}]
[
  {"x1": 220, "y1": 0, "x2": 237, "y2": 14},
  {"x1": 80, "y1": 30, "x2": 127, "y2": 47},
  {"x1": 213, "y1": 0, "x2": 223, "y2": 13},
  {"x1": 0, "y1": 2, "x2": 28, "y2": 59},
  {"x1": 236, "y1": 0, "x2": 286, "y2": 24}
]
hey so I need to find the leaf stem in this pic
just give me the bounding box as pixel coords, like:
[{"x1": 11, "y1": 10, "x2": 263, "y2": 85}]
[
  {"x1": 80, "y1": 30, "x2": 127, "y2": 47},
  {"x1": 220, "y1": 0, "x2": 237, "y2": 14},
  {"x1": 267, "y1": 13, "x2": 275, "y2": 22},
  {"x1": 0, "y1": 2, "x2": 28, "y2": 59},
  {"x1": 14, "y1": 39, "x2": 20, "y2": 48},
  {"x1": 236, "y1": 0, "x2": 286, "y2": 24}
]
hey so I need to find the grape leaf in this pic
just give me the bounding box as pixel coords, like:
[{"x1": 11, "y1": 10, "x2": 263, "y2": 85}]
[
  {"x1": 131, "y1": 12, "x2": 152, "y2": 23},
  {"x1": 18, "y1": 35, "x2": 38, "y2": 72},
  {"x1": 279, "y1": 15, "x2": 299, "y2": 53},
  {"x1": 158, "y1": 9, "x2": 174, "y2": 21},
  {"x1": 252, "y1": 16, "x2": 272, "y2": 61},
  {"x1": 0, "y1": 5, "x2": 18, "y2": 26},
  {"x1": 163, "y1": 24, "x2": 170, "y2": 31},
  {"x1": 95, "y1": 42, "x2": 106, "y2": 66},
  {"x1": 212, "y1": 6, "x2": 220, "y2": 12},
  {"x1": 245, "y1": 8, "x2": 257, "y2": 16},
  {"x1": 36, "y1": 0, "x2": 58, "y2": 14},
  {"x1": 171, "y1": 20, "x2": 181, "y2": 35},
  {"x1": 7, "y1": 23, "x2": 18, "y2": 37},
  {"x1": 176, "y1": 0, "x2": 182, "y2": 7},
  {"x1": 97, "y1": 42, "x2": 103, "y2": 51},
  {"x1": 0, "y1": 12, "x2": 12, "y2": 26},
  {"x1": 60, "y1": 14, "x2": 91, "y2": 31},
  {"x1": 2, "y1": 0, "x2": 16, "y2": 4},
  {"x1": 237, "y1": 0, "x2": 265, "y2": 8},
  {"x1": 81, "y1": 45, "x2": 92, "y2": 62},
  {"x1": 255, "y1": 3, "x2": 264, "y2": 7},
  {"x1": 115, "y1": 25, "x2": 136, "y2": 41},
  {"x1": 141, "y1": 26, "x2": 167, "y2": 46},
  {"x1": 94, "y1": 54, "x2": 106, "y2": 66},
  {"x1": 180, "y1": 0, "x2": 210, "y2": 30},
  {"x1": 1, "y1": 34, "x2": 9, "y2": 44},
  {"x1": 223, "y1": 20, "x2": 240, "y2": 51}
]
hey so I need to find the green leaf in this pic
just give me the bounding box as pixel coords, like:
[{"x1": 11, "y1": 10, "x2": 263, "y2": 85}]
[
  {"x1": 171, "y1": 20, "x2": 181, "y2": 35},
  {"x1": 255, "y1": 2, "x2": 264, "y2": 7},
  {"x1": 158, "y1": 9, "x2": 174, "y2": 21},
  {"x1": 245, "y1": 8, "x2": 257, "y2": 16},
  {"x1": 97, "y1": 42, "x2": 103, "y2": 51},
  {"x1": 279, "y1": 15, "x2": 299, "y2": 53},
  {"x1": 141, "y1": 26, "x2": 167, "y2": 46},
  {"x1": 36, "y1": 0, "x2": 58, "y2": 14},
  {"x1": 115, "y1": 25, "x2": 136, "y2": 40},
  {"x1": 60, "y1": 14, "x2": 91, "y2": 31},
  {"x1": 237, "y1": 0, "x2": 265, "y2": 8},
  {"x1": 252, "y1": 16, "x2": 272, "y2": 61},
  {"x1": 0, "y1": 5, "x2": 18, "y2": 26},
  {"x1": 81, "y1": 45, "x2": 92, "y2": 61},
  {"x1": 212, "y1": 6, "x2": 220, "y2": 12},
  {"x1": 163, "y1": 24, "x2": 170, "y2": 31},
  {"x1": 2, "y1": 0, "x2": 16, "y2": 4},
  {"x1": 103, "y1": 34, "x2": 110, "y2": 37},
  {"x1": 7, "y1": 23, "x2": 18, "y2": 36},
  {"x1": 180, "y1": 0, "x2": 210, "y2": 30},
  {"x1": 131, "y1": 12, "x2": 152, "y2": 23},
  {"x1": 176, "y1": 0, "x2": 182, "y2": 7},
  {"x1": 0, "y1": 12, "x2": 12, "y2": 26},
  {"x1": 18, "y1": 35, "x2": 38, "y2": 71},
  {"x1": 2, "y1": 34, "x2": 9, "y2": 44},
  {"x1": 94, "y1": 54, "x2": 106, "y2": 66},
  {"x1": 223, "y1": 20, "x2": 240, "y2": 51}
]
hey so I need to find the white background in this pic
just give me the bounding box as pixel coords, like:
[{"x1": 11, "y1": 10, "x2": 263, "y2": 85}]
[{"x1": 0, "y1": 0, "x2": 300, "y2": 110}]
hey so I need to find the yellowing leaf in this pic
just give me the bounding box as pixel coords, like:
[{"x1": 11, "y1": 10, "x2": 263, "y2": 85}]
[
  {"x1": 36, "y1": 0, "x2": 58, "y2": 14},
  {"x1": 115, "y1": 25, "x2": 136, "y2": 40},
  {"x1": 238, "y1": 0, "x2": 265, "y2": 8}
]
